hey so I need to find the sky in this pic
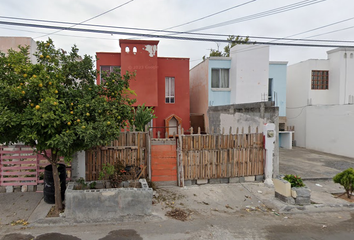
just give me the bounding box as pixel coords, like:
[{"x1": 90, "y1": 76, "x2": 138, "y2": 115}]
[{"x1": 0, "y1": 0, "x2": 354, "y2": 69}]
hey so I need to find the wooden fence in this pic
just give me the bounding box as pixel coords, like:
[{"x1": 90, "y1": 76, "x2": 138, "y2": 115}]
[
  {"x1": 85, "y1": 130, "x2": 149, "y2": 181},
  {"x1": 180, "y1": 127, "x2": 264, "y2": 181},
  {"x1": 0, "y1": 145, "x2": 71, "y2": 187}
]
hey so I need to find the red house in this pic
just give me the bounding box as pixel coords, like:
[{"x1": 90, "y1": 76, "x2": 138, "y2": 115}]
[{"x1": 96, "y1": 39, "x2": 190, "y2": 137}]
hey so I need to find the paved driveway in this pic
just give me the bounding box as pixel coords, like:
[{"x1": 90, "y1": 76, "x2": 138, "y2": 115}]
[{"x1": 279, "y1": 147, "x2": 354, "y2": 179}]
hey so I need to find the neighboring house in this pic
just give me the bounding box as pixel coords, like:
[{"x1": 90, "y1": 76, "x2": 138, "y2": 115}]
[
  {"x1": 269, "y1": 61, "x2": 288, "y2": 130},
  {"x1": 287, "y1": 48, "x2": 354, "y2": 158},
  {"x1": 0, "y1": 37, "x2": 37, "y2": 63},
  {"x1": 190, "y1": 45, "x2": 287, "y2": 132},
  {"x1": 96, "y1": 39, "x2": 191, "y2": 138}
]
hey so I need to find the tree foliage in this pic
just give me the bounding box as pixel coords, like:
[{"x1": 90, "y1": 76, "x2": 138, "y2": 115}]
[
  {"x1": 0, "y1": 39, "x2": 135, "y2": 212},
  {"x1": 333, "y1": 168, "x2": 354, "y2": 198},
  {"x1": 131, "y1": 104, "x2": 156, "y2": 132},
  {"x1": 203, "y1": 35, "x2": 250, "y2": 60}
]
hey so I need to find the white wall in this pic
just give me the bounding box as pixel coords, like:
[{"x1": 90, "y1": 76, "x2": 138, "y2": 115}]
[
  {"x1": 328, "y1": 48, "x2": 354, "y2": 104},
  {"x1": 306, "y1": 105, "x2": 354, "y2": 158},
  {"x1": 230, "y1": 45, "x2": 269, "y2": 104},
  {"x1": 287, "y1": 59, "x2": 330, "y2": 147},
  {"x1": 287, "y1": 61, "x2": 310, "y2": 147}
]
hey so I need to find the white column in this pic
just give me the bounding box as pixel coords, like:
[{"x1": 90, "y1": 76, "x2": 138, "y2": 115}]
[
  {"x1": 71, "y1": 151, "x2": 86, "y2": 180},
  {"x1": 263, "y1": 123, "x2": 276, "y2": 187}
]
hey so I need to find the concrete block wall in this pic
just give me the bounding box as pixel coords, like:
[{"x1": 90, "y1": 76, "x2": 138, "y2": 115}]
[{"x1": 65, "y1": 182, "x2": 153, "y2": 220}]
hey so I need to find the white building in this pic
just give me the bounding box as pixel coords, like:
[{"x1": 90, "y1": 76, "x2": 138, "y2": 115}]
[{"x1": 287, "y1": 48, "x2": 354, "y2": 158}]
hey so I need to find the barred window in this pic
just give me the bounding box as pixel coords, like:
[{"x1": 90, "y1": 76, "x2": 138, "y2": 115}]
[
  {"x1": 311, "y1": 70, "x2": 328, "y2": 90},
  {"x1": 165, "y1": 77, "x2": 175, "y2": 103}
]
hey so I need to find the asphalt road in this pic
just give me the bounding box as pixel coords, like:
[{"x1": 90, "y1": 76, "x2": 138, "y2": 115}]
[{"x1": 1, "y1": 211, "x2": 354, "y2": 240}]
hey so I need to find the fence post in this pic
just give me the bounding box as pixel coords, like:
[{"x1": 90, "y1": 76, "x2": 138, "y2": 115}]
[
  {"x1": 147, "y1": 130, "x2": 152, "y2": 181},
  {"x1": 177, "y1": 125, "x2": 184, "y2": 187},
  {"x1": 263, "y1": 123, "x2": 275, "y2": 187},
  {"x1": 0, "y1": 145, "x2": 2, "y2": 186}
]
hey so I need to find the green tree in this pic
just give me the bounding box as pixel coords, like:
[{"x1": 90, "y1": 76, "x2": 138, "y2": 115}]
[
  {"x1": 203, "y1": 35, "x2": 250, "y2": 60},
  {"x1": 131, "y1": 104, "x2": 156, "y2": 132},
  {"x1": 333, "y1": 168, "x2": 354, "y2": 198},
  {"x1": 0, "y1": 39, "x2": 135, "y2": 213}
]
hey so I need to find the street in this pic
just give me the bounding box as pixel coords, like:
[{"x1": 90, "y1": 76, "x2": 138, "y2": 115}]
[{"x1": 1, "y1": 210, "x2": 354, "y2": 239}]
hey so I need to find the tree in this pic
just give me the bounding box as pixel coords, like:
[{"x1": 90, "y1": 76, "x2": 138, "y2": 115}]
[
  {"x1": 203, "y1": 35, "x2": 250, "y2": 60},
  {"x1": 0, "y1": 39, "x2": 135, "y2": 213},
  {"x1": 131, "y1": 104, "x2": 156, "y2": 132},
  {"x1": 333, "y1": 168, "x2": 354, "y2": 199}
]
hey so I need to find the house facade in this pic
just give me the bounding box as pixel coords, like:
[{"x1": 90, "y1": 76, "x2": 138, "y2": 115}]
[
  {"x1": 96, "y1": 39, "x2": 190, "y2": 137},
  {"x1": 190, "y1": 45, "x2": 287, "y2": 131},
  {"x1": 287, "y1": 48, "x2": 354, "y2": 157},
  {"x1": 0, "y1": 37, "x2": 37, "y2": 63}
]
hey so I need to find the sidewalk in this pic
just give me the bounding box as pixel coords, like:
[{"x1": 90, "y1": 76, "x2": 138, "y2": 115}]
[{"x1": 1, "y1": 147, "x2": 354, "y2": 227}]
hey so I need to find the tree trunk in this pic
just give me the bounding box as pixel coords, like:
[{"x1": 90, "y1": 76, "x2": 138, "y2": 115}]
[{"x1": 51, "y1": 155, "x2": 63, "y2": 213}]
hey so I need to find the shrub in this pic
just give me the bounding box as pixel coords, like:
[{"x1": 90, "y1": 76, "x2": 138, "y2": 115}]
[
  {"x1": 284, "y1": 174, "x2": 305, "y2": 188},
  {"x1": 333, "y1": 168, "x2": 354, "y2": 199}
]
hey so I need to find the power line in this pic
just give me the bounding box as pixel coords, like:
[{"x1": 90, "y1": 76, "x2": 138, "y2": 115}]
[
  {"x1": 186, "y1": 0, "x2": 325, "y2": 32},
  {"x1": 1, "y1": 16, "x2": 354, "y2": 44},
  {"x1": 1, "y1": 20, "x2": 354, "y2": 48},
  {"x1": 162, "y1": 0, "x2": 256, "y2": 31},
  {"x1": 34, "y1": 0, "x2": 134, "y2": 39},
  {"x1": 285, "y1": 16, "x2": 354, "y2": 39}
]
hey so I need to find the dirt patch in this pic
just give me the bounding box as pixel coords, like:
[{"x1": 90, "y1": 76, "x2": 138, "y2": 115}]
[
  {"x1": 46, "y1": 205, "x2": 65, "y2": 218},
  {"x1": 333, "y1": 193, "x2": 354, "y2": 203},
  {"x1": 165, "y1": 208, "x2": 191, "y2": 221}
]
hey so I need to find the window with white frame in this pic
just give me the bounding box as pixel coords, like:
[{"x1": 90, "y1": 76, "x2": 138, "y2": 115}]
[
  {"x1": 211, "y1": 68, "x2": 229, "y2": 88},
  {"x1": 100, "y1": 65, "x2": 120, "y2": 84},
  {"x1": 165, "y1": 77, "x2": 175, "y2": 103}
]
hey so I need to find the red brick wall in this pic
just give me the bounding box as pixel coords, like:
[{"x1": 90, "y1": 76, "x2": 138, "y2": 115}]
[{"x1": 151, "y1": 143, "x2": 177, "y2": 183}]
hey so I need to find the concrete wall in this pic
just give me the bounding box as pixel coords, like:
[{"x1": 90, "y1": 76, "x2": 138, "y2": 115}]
[
  {"x1": 65, "y1": 182, "x2": 153, "y2": 220},
  {"x1": 306, "y1": 104, "x2": 354, "y2": 158},
  {"x1": 155, "y1": 57, "x2": 190, "y2": 137},
  {"x1": 328, "y1": 48, "x2": 354, "y2": 104},
  {"x1": 208, "y1": 101, "x2": 279, "y2": 176},
  {"x1": 0, "y1": 37, "x2": 37, "y2": 63},
  {"x1": 208, "y1": 57, "x2": 231, "y2": 107},
  {"x1": 190, "y1": 59, "x2": 209, "y2": 128},
  {"x1": 287, "y1": 60, "x2": 328, "y2": 147},
  {"x1": 269, "y1": 62, "x2": 288, "y2": 117},
  {"x1": 230, "y1": 45, "x2": 269, "y2": 104}
]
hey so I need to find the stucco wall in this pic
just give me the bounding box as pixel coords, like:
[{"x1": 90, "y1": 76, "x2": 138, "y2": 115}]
[
  {"x1": 269, "y1": 62, "x2": 287, "y2": 117},
  {"x1": 189, "y1": 59, "x2": 209, "y2": 127},
  {"x1": 328, "y1": 48, "x2": 354, "y2": 104},
  {"x1": 230, "y1": 45, "x2": 269, "y2": 104},
  {"x1": 208, "y1": 58, "x2": 231, "y2": 107},
  {"x1": 96, "y1": 52, "x2": 121, "y2": 85},
  {"x1": 287, "y1": 60, "x2": 328, "y2": 147},
  {"x1": 306, "y1": 104, "x2": 354, "y2": 158},
  {"x1": 0, "y1": 37, "x2": 37, "y2": 63},
  {"x1": 155, "y1": 57, "x2": 191, "y2": 137},
  {"x1": 208, "y1": 102, "x2": 279, "y2": 176}
]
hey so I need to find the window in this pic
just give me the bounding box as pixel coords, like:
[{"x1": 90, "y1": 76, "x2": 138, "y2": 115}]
[
  {"x1": 165, "y1": 77, "x2": 175, "y2": 103},
  {"x1": 100, "y1": 65, "x2": 120, "y2": 84},
  {"x1": 211, "y1": 69, "x2": 229, "y2": 88},
  {"x1": 311, "y1": 70, "x2": 328, "y2": 90}
]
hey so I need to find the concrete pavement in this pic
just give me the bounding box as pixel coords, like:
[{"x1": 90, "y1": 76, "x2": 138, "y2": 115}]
[{"x1": 1, "y1": 147, "x2": 354, "y2": 238}]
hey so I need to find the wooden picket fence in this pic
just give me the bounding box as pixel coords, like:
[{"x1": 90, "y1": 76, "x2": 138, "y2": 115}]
[
  {"x1": 0, "y1": 145, "x2": 71, "y2": 187},
  {"x1": 85, "y1": 130, "x2": 149, "y2": 181},
  {"x1": 180, "y1": 127, "x2": 264, "y2": 181}
]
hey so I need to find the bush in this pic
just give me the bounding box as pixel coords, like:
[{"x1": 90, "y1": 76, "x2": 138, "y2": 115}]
[
  {"x1": 284, "y1": 174, "x2": 305, "y2": 188},
  {"x1": 333, "y1": 168, "x2": 354, "y2": 199}
]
